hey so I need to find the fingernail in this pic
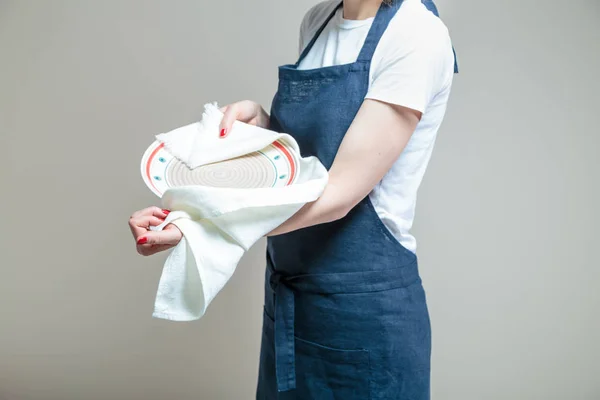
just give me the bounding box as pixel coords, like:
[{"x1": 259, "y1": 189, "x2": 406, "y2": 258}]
[
  {"x1": 137, "y1": 237, "x2": 148, "y2": 245},
  {"x1": 162, "y1": 209, "x2": 170, "y2": 214},
  {"x1": 219, "y1": 128, "x2": 227, "y2": 137}
]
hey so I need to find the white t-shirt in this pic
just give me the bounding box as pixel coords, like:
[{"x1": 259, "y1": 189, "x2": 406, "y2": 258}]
[{"x1": 297, "y1": 0, "x2": 455, "y2": 254}]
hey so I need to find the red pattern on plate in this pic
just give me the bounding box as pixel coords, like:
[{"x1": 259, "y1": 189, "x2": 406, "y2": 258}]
[
  {"x1": 146, "y1": 142, "x2": 164, "y2": 194},
  {"x1": 144, "y1": 140, "x2": 296, "y2": 196},
  {"x1": 272, "y1": 141, "x2": 296, "y2": 185}
]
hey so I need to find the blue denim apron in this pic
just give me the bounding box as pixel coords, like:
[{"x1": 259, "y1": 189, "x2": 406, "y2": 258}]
[{"x1": 256, "y1": 1, "x2": 457, "y2": 398}]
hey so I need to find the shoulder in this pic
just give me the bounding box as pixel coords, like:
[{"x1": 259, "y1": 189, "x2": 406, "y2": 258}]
[
  {"x1": 380, "y1": 1, "x2": 454, "y2": 65},
  {"x1": 299, "y1": 0, "x2": 339, "y2": 49},
  {"x1": 367, "y1": 2, "x2": 455, "y2": 112},
  {"x1": 372, "y1": 2, "x2": 455, "y2": 86}
]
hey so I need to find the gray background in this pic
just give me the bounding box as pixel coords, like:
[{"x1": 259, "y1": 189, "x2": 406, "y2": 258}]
[{"x1": 1, "y1": 0, "x2": 598, "y2": 399}]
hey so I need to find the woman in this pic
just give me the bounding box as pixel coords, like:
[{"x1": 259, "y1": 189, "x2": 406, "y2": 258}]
[{"x1": 129, "y1": 0, "x2": 457, "y2": 397}]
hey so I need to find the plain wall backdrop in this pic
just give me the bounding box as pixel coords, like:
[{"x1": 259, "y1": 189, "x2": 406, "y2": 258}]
[{"x1": 1, "y1": 0, "x2": 599, "y2": 399}]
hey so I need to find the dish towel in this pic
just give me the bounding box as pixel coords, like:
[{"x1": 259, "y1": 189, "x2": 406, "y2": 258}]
[{"x1": 148, "y1": 103, "x2": 328, "y2": 321}]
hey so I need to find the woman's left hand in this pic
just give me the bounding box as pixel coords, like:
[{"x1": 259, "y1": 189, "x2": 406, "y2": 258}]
[{"x1": 128, "y1": 206, "x2": 183, "y2": 256}]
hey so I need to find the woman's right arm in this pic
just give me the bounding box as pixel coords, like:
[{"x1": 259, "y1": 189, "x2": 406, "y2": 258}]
[{"x1": 130, "y1": 100, "x2": 267, "y2": 256}]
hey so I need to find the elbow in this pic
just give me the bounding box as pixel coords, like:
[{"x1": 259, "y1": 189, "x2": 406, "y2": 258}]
[
  {"x1": 318, "y1": 183, "x2": 354, "y2": 223},
  {"x1": 325, "y1": 201, "x2": 351, "y2": 223}
]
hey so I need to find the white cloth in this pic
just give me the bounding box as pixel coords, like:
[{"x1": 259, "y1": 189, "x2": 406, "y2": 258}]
[
  {"x1": 299, "y1": 0, "x2": 455, "y2": 253},
  {"x1": 149, "y1": 103, "x2": 328, "y2": 321}
]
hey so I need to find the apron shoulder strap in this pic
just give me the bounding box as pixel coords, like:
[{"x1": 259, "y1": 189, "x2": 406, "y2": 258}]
[
  {"x1": 358, "y1": 0, "x2": 458, "y2": 73},
  {"x1": 296, "y1": 0, "x2": 458, "y2": 73},
  {"x1": 356, "y1": 0, "x2": 404, "y2": 63}
]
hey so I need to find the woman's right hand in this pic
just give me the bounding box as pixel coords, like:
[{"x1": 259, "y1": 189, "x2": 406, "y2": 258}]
[
  {"x1": 219, "y1": 100, "x2": 269, "y2": 138},
  {"x1": 128, "y1": 206, "x2": 182, "y2": 256}
]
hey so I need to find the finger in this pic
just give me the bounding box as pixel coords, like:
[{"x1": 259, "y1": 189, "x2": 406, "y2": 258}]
[
  {"x1": 219, "y1": 104, "x2": 237, "y2": 138},
  {"x1": 137, "y1": 225, "x2": 182, "y2": 246},
  {"x1": 219, "y1": 101, "x2": 259, "y2": 137},
  {"x1": 136, "y1": 226, "x2": 181, "y2": 255},
  {"x1": 133, "y1": 214, "x2": 165, "y2": 227},
  {"x1": 134, "y1": 215, "x2": 166, "y2": 234},
  {"x1": 130, "y1": 206, "x2": 170, "y2": 220},
  {"x1": 137, "y1": 243, "x2": 176, "y2": 257},
  {"x1": 129, "y1": 214, "x2": 168, "y2": 240},
  {"x1": 129, "y1": 207, "x2": 169, "y2": 233}
]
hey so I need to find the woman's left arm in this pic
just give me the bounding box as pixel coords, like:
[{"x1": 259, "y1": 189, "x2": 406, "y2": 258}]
[{"x1": 266, "y1": 99, "x2": 420, "y2": 236}]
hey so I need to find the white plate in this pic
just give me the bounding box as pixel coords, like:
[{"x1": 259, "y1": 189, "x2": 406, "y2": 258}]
[{"x1": 140, "y1": 140, "x2": 299, "y2": 197}]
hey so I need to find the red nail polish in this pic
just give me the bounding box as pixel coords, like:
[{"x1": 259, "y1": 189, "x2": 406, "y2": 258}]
[
  {"x1": 137, "y1": 237, "x2": 148, "y2": 245},
  {"x1": 220, "y1": 128, "x2": 226, "y2": 137},
  {"x1": 162, "y1": 209, "x2": 170, "y2": 214}
]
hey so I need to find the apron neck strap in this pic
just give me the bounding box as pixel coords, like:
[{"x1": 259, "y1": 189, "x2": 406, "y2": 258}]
[
  {"x1": 356, "y1": 0, "x2": 405, "y2": 63},
  {"x1": 295, "y1": 0, "x2": 458, "y2": 73},
  {"x1": 296, "y1": 1, "x2": 343, "y2": 66}
]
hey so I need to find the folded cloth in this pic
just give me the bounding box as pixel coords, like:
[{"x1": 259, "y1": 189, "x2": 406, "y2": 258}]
[
  {"x1": 156, "y1": 102, "x2": 289, "y2": 170},
  {"x1": 147, "y1": 103, "x2": 328, "y2": 321}
]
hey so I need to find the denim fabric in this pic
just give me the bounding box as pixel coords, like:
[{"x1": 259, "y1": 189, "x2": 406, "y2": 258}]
[{"x1": 257, "y1": 1, "x2": 454, "y2": 398}]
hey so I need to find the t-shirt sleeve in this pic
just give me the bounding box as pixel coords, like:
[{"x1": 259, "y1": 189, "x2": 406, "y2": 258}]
[
  {"x1": 365, "y1": 24, "x2": 454, "y2": 114},
  {"x1": 298, "y1": 0, "x2": 338, "y2": 56},
  {"x1": 298, "y1": 3, "x2": 320, "y2": 55},
  {"x1": 299, "y1": 12, "x2": 309, "y2": 55}
]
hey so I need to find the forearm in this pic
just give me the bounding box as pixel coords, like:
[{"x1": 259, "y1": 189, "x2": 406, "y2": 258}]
[
  {"x1": 266, "y1": 181, "x2": 348, "y2": 236},
  {"x1": 266, "y1": 99, "x2": 419, "y2": 237}
]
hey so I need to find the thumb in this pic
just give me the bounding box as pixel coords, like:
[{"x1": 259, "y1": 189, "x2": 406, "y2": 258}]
[{"x1": 142, "y1": 225, "x2": 182, "y2": 246}]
